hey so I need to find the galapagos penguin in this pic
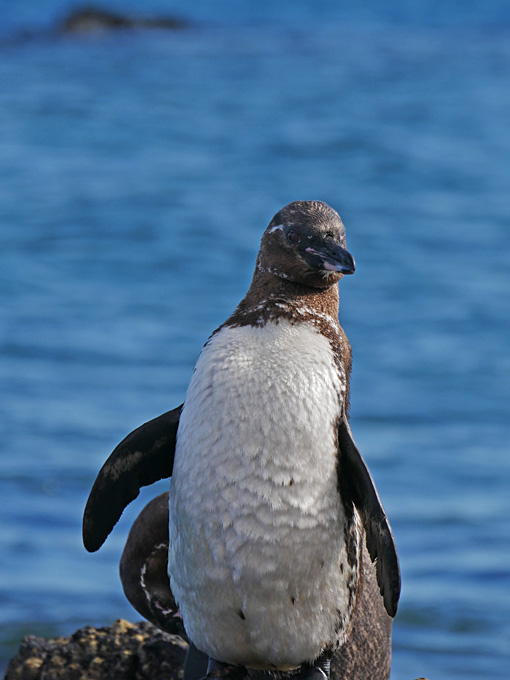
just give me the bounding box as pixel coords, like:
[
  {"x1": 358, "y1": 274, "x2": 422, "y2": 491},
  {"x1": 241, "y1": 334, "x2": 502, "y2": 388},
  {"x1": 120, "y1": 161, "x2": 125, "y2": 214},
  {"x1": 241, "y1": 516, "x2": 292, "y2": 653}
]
[{"x1": 83, "y1": 200, "x2": 400, "y2": 680}]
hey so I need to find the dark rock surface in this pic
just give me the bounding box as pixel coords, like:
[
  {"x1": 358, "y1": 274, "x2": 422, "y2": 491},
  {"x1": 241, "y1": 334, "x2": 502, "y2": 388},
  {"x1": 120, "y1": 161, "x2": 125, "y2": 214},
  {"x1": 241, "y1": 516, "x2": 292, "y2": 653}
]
[
  {"x1": 1, "y1": 5, "x2": 188, "y2": 47},
  {"x1": 58, "y1": 6, "x2": 188, "y2": 34},
  {"x1": 4, "y1": 619, "x2": 187, "y2": 680}
]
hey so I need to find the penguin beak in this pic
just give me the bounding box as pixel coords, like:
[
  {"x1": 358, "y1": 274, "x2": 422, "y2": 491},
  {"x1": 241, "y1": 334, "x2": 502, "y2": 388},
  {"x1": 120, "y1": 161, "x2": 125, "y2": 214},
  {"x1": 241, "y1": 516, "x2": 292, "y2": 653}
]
[{"x1": 304, "y1": 243, "x2": 356, "y2": 275}]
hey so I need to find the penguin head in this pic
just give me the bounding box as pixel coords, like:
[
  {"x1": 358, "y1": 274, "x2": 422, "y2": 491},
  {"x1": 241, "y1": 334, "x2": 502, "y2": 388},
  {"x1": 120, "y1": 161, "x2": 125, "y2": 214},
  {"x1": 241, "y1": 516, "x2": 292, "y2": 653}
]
[{"x1": 257, "y1": 201, "x2": 355, "y2": 289}]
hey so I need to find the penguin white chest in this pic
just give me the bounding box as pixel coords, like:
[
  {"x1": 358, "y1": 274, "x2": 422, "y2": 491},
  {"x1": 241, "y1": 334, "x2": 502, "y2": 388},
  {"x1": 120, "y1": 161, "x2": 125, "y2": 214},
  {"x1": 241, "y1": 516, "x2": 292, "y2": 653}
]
[{"x1": 168, "y1": 320, "x2": 359, "y2": 670}]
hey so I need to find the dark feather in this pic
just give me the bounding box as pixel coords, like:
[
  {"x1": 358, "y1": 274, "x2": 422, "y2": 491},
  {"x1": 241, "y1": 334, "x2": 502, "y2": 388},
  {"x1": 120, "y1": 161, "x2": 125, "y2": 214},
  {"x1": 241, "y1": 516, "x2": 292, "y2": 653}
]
[
  {"x1": 338, "y1": 415, "x2": 401, "y2": 617},
  {"x1": 82, "y1": 404, "x2": 182, "y2": 552}
]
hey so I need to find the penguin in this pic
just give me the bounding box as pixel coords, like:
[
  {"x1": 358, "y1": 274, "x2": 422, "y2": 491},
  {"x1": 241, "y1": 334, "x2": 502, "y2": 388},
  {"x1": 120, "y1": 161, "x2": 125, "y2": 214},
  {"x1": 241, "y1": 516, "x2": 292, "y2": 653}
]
[{"x1": 83, "y1": 200, "x2": 400, "y2": 680}]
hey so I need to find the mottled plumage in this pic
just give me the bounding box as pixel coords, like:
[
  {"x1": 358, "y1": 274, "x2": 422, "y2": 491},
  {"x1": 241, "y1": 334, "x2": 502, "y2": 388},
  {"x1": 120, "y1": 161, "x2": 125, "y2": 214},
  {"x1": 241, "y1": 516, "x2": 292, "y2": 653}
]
[{"x1": 169, "y1": 320, "x2": 358, "y2": 669}]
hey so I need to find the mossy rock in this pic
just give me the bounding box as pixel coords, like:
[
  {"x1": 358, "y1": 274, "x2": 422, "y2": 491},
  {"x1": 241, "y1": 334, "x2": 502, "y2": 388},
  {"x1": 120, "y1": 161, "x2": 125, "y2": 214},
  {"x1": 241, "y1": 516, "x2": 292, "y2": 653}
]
[{"x1": 5, "y1": 619, "x2": 187, "y2": 680}]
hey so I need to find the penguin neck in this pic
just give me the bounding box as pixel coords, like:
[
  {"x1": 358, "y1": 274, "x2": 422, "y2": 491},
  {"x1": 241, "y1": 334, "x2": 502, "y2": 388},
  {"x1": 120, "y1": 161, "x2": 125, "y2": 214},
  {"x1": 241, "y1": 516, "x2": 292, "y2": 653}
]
[
  {"x1": 218, "y1": 265, "x2": 352, "y2": 421},
  {"x1": 226, "y1": 269, "x2": 341, "y2": 329}
]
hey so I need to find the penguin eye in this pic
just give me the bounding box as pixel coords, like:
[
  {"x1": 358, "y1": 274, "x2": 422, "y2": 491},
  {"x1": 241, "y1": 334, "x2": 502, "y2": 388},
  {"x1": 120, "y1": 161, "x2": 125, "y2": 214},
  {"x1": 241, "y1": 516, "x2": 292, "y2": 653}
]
[{"x1": 286, "y1": 230, "x2": 301, "y2": 245}]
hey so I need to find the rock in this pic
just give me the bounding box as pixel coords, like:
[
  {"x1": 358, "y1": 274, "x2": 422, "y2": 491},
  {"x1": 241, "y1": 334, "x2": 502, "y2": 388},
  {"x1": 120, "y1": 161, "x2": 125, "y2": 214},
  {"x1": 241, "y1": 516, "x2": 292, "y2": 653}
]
[
  {"x1": 4, "y1": 619, "x2": 187, "y2": 680},
  {"x1": 0, "y1": 5, "x2": 188, "y2": 46},
  {"x1": 58, "y1": 6, "x2": 188, "y2": 34}
]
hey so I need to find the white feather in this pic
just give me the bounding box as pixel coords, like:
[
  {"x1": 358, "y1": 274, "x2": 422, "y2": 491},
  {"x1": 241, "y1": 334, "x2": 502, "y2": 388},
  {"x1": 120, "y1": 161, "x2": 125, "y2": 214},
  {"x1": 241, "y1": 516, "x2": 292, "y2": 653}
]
[{"x1": 168, "y1": 320, "x2": 358, "y2": 670}]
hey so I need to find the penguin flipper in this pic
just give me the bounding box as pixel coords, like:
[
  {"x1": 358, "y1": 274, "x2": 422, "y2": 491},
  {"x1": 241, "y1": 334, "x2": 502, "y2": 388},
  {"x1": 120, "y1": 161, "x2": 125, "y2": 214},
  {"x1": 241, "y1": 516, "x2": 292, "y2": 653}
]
[
  {"x1": 82, "y1": 404, "x2": 183, "y2": 553},
  {"x1": 338, "y1": 415, "x2": 401, "y2": 618}
]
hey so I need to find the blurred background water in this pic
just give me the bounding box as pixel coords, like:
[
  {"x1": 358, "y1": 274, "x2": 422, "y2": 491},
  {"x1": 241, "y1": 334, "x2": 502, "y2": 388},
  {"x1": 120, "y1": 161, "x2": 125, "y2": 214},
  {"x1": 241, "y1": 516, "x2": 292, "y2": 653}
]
[{"x1": 1, "y1": 1, "x2": 509, "y2": 678}]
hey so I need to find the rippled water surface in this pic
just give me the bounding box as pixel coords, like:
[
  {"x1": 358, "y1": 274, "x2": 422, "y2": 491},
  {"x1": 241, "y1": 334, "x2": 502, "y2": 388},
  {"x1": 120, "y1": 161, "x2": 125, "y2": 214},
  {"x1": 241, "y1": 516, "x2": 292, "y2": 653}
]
[{"x1": 1, "y1": 2, "x2": 509, "y2": 678}]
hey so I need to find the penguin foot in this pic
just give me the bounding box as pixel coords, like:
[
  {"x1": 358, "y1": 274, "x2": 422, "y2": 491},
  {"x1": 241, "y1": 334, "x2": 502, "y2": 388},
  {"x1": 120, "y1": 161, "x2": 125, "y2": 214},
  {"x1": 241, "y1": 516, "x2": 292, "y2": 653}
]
[
  {"x1": 200, "y1": 657, "x2": 247, "y2": 680},
  {"x1": 183, "y1": 644, "x2": 209, "y2": 680},
  {"x1": 297, "y1": 652, "x2": 331, "y2": 680}
]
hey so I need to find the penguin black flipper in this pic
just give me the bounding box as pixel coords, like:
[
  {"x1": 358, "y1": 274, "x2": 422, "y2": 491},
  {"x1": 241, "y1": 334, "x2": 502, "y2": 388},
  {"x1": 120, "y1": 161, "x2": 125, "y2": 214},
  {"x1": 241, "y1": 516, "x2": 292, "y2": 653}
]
[
  {"x1": 338, "y1": 415, "x2": 401, "y2": 618},
  {"x1": 83, "y1": 404, "x2": 183, "y2": 553}
]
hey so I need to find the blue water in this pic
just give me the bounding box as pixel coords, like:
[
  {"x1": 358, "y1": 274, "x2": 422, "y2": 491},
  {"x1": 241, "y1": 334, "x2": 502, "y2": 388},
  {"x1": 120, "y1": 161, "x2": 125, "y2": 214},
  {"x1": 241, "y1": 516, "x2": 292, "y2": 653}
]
[{"x1": 1, "y1": 2, "x2": 509, "y2": 678}]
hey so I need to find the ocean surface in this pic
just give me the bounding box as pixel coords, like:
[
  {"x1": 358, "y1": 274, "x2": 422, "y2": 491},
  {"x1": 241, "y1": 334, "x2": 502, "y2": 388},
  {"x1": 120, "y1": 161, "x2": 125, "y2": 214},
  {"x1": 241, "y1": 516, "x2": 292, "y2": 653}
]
[{"x1": 1, "y1": 1, "x2": 509, "y2": 678}]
